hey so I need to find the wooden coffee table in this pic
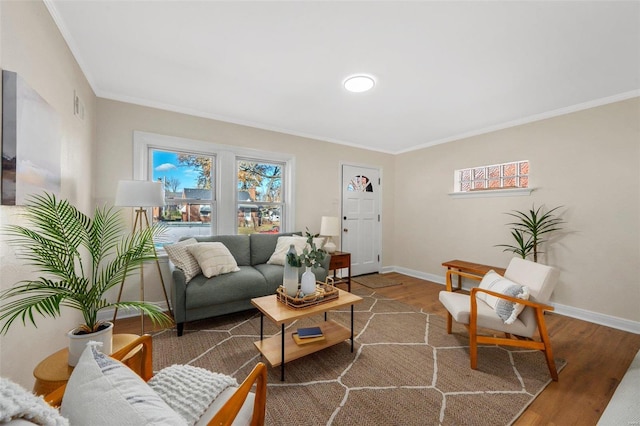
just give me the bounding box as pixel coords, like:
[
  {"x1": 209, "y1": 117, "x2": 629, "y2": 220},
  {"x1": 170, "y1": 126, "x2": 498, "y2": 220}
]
[{"x1": 251, "y1": 289, "x2": 363, "y2": 381}]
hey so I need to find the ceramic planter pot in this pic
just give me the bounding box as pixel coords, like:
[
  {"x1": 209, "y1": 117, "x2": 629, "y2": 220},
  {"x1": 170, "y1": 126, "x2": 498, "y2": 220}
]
[{"x1": 67, "y1": 321, "x2": 114, "y2": 366}]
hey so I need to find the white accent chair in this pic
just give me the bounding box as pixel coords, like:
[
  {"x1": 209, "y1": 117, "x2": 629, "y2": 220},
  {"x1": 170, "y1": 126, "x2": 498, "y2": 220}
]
[
  {"x1": 45, "y1": 335, "x2": 267, "y2": 425},
  {"x1": 439, "y1": 257, "x2": 559, "y2": 380}
]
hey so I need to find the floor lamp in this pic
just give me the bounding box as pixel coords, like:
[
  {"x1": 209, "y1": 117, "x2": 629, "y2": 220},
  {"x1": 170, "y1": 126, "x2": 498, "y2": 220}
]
[{"x1": 113, "y1": 180, "x2": 173, "y2": 333}]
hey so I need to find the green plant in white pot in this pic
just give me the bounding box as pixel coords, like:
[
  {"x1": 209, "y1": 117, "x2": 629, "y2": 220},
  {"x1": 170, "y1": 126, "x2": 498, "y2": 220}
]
[
  {"x1": 0, "y1": 193, "x2": 173, "y2": 365},
  {"x1": 295, "y1": 230, "x2": 327, "y2": 295}
]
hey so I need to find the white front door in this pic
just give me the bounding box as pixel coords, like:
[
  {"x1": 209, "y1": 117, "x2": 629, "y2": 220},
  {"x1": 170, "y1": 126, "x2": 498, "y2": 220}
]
[{"x1": 341, "y1": 164, "x2": 381, "y2": 276}]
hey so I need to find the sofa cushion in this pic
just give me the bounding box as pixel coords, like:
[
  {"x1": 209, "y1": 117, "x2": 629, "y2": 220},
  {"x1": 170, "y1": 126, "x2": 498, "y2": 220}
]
[
  {"x1": 249, "y1": 232, "x2": 301, "y2": 265},
  {"x1": 185, "y1": 266, "x2": 269, "y2": 310},
  {"x1": 253, "y1": 263, "x2": 287, "y2": 291},
  {"x1": 61, "y1": 343, "x2": 186, "y2": 425},
  {"x1": 186, "y1": 235, "x2": 251, "y2": 266},
  {"x1": 165, "y1": 238, "x2": 201, "y2": 283},
  {"x1": 187, "y1": 242, "x2": 240, "y2": 278}
]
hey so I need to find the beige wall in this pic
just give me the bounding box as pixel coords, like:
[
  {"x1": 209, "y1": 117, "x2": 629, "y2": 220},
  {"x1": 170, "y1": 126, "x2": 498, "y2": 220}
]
[
  {"x1": 1, "y1": 0, "x2": 638, "y2": 391},
  {"x1": 0, "y1": 1, "x2": 96, "y2": 388},
  {"x1": 95, "y1": 98, "x2": 396, "y2": 305},
  {"x1": 394, "y1": 98, "x2": 640, "y2": 323}
]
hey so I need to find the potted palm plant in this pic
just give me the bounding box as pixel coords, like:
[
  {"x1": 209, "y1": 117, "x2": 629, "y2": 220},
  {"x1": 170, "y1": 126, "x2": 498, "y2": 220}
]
[
  {"x1": 496, "y1": 204, "x2": 564, "y2": 263},
  {"x1": 0, "y1": 193, "x2": 173, "y2": 365}
]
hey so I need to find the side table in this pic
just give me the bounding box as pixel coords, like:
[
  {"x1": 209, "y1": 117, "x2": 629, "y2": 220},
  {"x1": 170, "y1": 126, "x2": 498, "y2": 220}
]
[
  {"x1": 441, "y1": 259, "x2": 506, "y2": 292},
  {"x1": 33, "y1": 333, "x2": 142, "y2": 396},
  {"x1": 329, "y1": 251, "x2": 351, "y2": 292}
]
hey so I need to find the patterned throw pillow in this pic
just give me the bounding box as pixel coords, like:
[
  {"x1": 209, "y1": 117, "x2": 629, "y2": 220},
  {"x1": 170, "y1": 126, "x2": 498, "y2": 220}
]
[
  {"x1": 61, "y1": 343, "x2": 186, "y2": 425},
  {"x1": 477, "y1": 270, "x2": 530, "y2": 324},
  {"x1": 187, "y1": 242, "x2": 240, "y2": 278},
  {"x1": 164, "y1": 238, "x2": 201, "y2": 283}
]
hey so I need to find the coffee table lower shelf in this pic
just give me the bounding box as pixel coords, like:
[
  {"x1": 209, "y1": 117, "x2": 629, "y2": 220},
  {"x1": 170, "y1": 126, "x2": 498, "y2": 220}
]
[{"x1": 253, "y1": 320, "x2": 350, "y2": 368}]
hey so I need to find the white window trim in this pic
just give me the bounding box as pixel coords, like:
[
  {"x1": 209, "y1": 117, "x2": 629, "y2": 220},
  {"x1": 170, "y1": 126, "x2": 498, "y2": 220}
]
[
  {"x1": 448, "y1": 187, "x2": 535, "y2": 199},
  {"x1": 133, "y1": 131, "x2": 295, "y2": 235}
]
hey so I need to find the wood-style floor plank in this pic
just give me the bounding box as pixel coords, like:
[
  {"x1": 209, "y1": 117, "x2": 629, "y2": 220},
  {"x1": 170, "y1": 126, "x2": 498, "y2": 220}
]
[{"x1": 114, "y1": 272, "x2": 640, "y2": 425}]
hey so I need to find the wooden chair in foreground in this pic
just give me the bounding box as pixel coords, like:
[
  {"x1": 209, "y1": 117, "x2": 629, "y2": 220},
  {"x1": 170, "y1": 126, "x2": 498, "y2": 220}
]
[
  {"x1": 45, "y1": 334, "x2": 267, "y2": 426},
  {"x1": 438, "y1": 257, "x2": 560, "y2": 381}
]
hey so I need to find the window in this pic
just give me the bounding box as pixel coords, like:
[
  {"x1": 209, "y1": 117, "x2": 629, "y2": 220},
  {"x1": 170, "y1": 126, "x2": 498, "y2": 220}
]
[
  {"x1": 133, "y1": 131, "x2": 295, "y2": 246},
  {"x1": 455, "y1": 160, "x2": 529, "y2": 192},
  {"x1": 150, "y1": 149, "x2": 215, "y2": 243},
  {"x1": 347, "y1": 175, "x2": 374, "y2": 192},
  {"x1": 236, "y1": 159, "x2": 283, "y2": 235}
]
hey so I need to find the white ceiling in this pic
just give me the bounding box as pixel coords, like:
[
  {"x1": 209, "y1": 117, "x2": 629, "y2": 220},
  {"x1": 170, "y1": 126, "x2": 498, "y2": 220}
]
[{"x1": 45, "y1": 1, "x2": 639, "y2": 154}]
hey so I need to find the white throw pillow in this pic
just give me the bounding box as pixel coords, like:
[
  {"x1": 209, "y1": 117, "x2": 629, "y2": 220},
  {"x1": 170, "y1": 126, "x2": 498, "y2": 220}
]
[
  {"x1": 164, "y1": 238, "x2": 201, "y2": 283},
  {"x1": 148, "y1": 364, "x2": 237, "y2": 426},
  {"x1": 267, "y1": 236, "x2": 308, "y2": 265},
  {"x1": 60, "y1": 343, "x2": 186, "y2": 426},
  {"x1": 477, "y1": 270, "x2": 530, "y2": 324},
  {"x1": 187, "y1": 242, "x2": 240, "y2": 278}
]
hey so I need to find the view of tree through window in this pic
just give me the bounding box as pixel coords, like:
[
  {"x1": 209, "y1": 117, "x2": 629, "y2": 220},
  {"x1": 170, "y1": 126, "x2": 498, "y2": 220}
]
[
  {"x1": 237, "y1": 160, "x2": 283, "y2": 235},
  {"x1": 151, "y1": 149, "x2": 215, "y2": 243}
]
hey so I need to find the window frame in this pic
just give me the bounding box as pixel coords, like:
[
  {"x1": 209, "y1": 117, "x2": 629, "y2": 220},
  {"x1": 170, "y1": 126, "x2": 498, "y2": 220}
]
[
  {"x1": 449, "y1": 160, "x2": 534, "y2": 199},
  {"x1": 236, "y1": 156, "x2": 286, "y2": 234},
  {"x1": 133, "y1": 131, "x2": 296, "y2": 237}
]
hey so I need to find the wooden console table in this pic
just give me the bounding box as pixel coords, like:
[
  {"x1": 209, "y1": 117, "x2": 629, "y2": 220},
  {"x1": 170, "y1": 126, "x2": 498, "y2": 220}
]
[
  {"x1": 328, "y1": 251, "x2": 351, "y2": 292},
  {"x1": 442, "y1": 259, "x2": 506, "y2": 292}
]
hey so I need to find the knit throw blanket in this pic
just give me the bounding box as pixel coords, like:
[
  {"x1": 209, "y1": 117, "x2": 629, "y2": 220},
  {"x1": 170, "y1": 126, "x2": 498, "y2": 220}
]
[
  {"x1": 148, "y1": 364, "x2": 238, "y2": 425},
  {"x1": 0, "y1": 378, "x2": 68, "y2": 426}
]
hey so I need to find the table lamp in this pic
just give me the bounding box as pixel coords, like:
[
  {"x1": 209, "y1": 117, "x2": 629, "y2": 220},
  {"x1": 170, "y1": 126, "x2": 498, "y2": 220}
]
[
  {"x1": 320, "y1": 216, "x2": 340, "y2": 253},
  {"x1": 113, "y1": 180, "x2": 172, "y2": 331}
]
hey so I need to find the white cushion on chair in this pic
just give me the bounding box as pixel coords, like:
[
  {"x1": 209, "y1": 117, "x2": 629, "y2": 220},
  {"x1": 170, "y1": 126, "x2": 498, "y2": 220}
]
[
  {"x1": 195, "y1": 387, "x2": 256, "y2": 426},
  {"x1": 438, "y1": 291, "x2": 533, "y2": 337},
  {"x1": 504, "y1": 257, "x2": 556, "y2": 303}
]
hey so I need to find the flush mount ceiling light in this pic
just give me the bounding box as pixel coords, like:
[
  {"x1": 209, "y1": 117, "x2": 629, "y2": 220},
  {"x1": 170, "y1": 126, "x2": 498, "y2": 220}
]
[{"x1": 343, "y1": 75, "x2": 375, "y2": 93}]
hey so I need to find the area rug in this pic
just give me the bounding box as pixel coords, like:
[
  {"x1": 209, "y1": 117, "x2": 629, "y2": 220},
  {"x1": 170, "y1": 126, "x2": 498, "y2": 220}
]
[
  {"x1": 151, "y1": 289, "x2": 565, "y2": 425},
  {"x1": 352, "y1": 273, "x2": 403, "y2": 288}
]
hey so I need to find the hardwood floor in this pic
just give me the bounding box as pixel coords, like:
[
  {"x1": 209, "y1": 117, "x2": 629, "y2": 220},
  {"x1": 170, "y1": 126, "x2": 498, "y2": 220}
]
[{"x1": 114, "y1": 272, "x2": 640, "y2": 425}]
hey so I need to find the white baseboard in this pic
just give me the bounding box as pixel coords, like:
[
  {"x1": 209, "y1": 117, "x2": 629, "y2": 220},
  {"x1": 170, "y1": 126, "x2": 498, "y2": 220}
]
[
  {"x1": 552, "y1": 303, "x2": 640, "y2": 335},
  {"x1": 381, "y1": 265, "x2": 640, "y2": 335},
  {"x1": 98, "y1": 301, "x2": 171, "y2": 323}
]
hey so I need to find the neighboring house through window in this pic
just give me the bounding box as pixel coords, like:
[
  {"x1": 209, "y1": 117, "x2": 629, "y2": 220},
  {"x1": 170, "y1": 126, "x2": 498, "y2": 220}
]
[{"x1": 133, "y1": 131, "x2": 295, "y2": 246}]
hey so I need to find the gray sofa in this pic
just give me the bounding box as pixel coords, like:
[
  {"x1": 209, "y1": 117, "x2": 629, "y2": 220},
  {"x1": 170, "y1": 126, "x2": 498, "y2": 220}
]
[{"x1": 169, "y1": 232, "x2": 331, "y2": 336}]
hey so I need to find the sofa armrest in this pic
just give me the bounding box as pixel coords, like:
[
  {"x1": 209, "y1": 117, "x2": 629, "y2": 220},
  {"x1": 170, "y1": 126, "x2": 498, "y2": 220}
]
[{"x1": 171, "y1": 267, "x2": 188, "y2": 324}]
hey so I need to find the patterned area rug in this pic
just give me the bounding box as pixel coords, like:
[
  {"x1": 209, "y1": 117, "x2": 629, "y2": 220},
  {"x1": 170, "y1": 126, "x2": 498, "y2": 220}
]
[
  {"x1": 352, "y1": 273, "x2": 403, "y2": 288},
  {"x1": 151, "y1": 289, "x2": 564, "y2": 425}
]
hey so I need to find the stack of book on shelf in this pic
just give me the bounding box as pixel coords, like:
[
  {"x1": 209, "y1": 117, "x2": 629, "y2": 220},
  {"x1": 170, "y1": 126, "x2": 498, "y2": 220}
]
[{"x1": 292, "y1": 326, "x2": 325, "y2": 345}]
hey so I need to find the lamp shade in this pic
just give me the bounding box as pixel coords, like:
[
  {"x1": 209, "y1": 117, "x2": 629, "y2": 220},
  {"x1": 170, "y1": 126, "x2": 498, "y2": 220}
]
[
  {"x1": 115, "y1": 180, "x2": 164, "y2": 207},
  {"x1": 320, "y1": 216, "x2": 340, "y2": 237}
]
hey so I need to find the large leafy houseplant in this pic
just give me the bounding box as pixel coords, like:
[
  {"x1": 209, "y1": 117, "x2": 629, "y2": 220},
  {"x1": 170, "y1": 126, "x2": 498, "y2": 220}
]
[
  {"x1": 496, "y1": 204, "x2": 564, "y2": 263},
  {"x1": 0, "y1": 193, "x2": 173, "y2": 335}
]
